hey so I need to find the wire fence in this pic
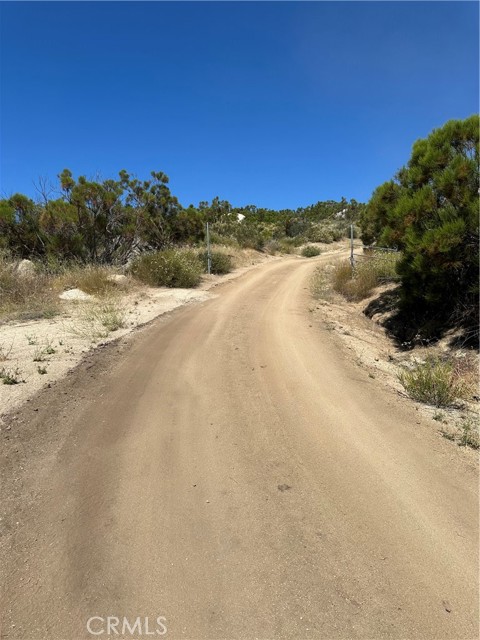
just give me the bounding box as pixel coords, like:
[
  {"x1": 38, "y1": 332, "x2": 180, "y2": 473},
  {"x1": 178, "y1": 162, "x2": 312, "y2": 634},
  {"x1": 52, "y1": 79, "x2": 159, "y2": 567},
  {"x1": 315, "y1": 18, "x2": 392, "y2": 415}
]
[
  {"x1": 349, "y1": 225, "x2": 398, "y2": 268},
  {"x1": 347, "y1": 226, "x2": 401, "y2": 287}
]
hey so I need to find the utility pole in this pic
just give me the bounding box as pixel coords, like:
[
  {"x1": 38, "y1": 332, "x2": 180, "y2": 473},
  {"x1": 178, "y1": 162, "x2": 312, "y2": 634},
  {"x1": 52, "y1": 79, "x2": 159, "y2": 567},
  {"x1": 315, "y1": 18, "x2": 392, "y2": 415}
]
[
  {"x1": 206, "y1": 222, "x2": 212, "y2": 275},
  {"x1": 350, "y1": 223, "x2": 355, "y2": 270}
]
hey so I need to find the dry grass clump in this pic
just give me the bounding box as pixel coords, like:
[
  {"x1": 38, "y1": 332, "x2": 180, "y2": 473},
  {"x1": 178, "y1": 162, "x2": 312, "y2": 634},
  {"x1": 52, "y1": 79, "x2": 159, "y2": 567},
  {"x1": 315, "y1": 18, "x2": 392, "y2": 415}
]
[
  {"x1": 311, "y1": 266, "x2": 334, "y2": 300},
  {"x1": 0, "y1": 343, "x2": 13, "y2": 361},
  {"x1": 332, "y1": 253, "x2": 400, "y2": 301},
  {"x1": 86, "y1": 300, "x2": 127, "y2": 333},
  {"x1": 332, "y1": 261, "x2": 377, "y2": 300},
  {"x1": 440, "y1": 417, "x2": 479, "y2": 450},
  {"x1": 457, "y1": 418, "x2": 480, "y2": 449},
  {"x1": 399, "y1": 356, "x2": 476, "y2": 408},
  {"x1": 69, "y1": 298, "x2": 127, "y2": 341},
  {"x1": 0, "y1": 254, "x2": 133, "y2": 321},
  {"x1": 0, "y1": 255, "x2": 59, "y2": 321},
  {"x1": 264, "y1": 238, "x2": 299, "y2": 255},
  {"x1": 53, "y1": 264, "x2": 119, "y2": 296},
  {"x1": 221, "y1": 246, "x2": 261, "y2": 268}
]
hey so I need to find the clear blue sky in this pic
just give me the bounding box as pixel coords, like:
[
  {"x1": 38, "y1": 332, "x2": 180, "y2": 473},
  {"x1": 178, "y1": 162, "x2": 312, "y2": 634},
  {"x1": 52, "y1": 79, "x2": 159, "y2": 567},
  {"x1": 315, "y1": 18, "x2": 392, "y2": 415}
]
[{"x1": 0, "y1": 1, "x2": 478, "y2": 209}]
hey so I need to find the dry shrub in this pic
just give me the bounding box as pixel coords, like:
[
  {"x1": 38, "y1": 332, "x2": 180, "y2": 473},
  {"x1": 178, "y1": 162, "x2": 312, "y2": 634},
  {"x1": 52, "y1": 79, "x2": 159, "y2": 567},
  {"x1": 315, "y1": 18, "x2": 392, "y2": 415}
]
[
  {"x1": 331, "y1": 261, "x2": 374, "y2": 300},
  {"x1": 311, "y1": 266, "x2": 333, "y2": 300},
  {"x1": 54, "y1": 264, "x2": 117, "y2": 296},
  {"x1": 332, "y1": 253, "x2": 400, "y2": 301},
  {"x1": 69, "y1": 298, "x2": 127, "y2": 341},
  {"x1": 0, "y1": 255, "x2": 59, "y2": 321},
  {"x1": 398, "y1": 356, "x2": 475, "y2": 407}
]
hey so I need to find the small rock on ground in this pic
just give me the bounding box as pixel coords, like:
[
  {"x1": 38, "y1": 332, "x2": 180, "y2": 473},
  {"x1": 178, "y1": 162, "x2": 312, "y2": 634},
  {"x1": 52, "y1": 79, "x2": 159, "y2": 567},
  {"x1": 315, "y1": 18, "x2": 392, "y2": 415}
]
[{"x1": 59, "y1": 288, "x2": 94, "y2": 301}]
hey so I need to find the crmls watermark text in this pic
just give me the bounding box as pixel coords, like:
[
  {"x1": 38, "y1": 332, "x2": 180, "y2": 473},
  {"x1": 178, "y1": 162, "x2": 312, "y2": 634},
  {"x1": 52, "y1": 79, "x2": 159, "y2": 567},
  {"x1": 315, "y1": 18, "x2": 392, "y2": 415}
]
[{"x1": 86, "y1": 616, "x2": 167, "y2": 636}]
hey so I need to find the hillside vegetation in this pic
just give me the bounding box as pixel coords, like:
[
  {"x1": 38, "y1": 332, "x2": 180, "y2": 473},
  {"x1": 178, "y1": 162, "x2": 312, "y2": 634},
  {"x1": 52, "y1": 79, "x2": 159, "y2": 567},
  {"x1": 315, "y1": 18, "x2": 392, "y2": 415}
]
[{"x1": 0, "y1": 170, "x2": 362, "y2": 266}]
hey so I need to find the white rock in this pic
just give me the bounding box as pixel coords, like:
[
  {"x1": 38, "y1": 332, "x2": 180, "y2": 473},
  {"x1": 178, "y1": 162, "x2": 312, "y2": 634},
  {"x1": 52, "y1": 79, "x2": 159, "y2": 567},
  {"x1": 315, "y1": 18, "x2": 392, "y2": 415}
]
[
  {"x1": 107, "y1": 274, "x2": 128, "y2": 284},
  {"x1": 16, "y1": 259, "x2": 35, "y2": 277},
  {"x1": 59, "y1": 288, "x2": 93, "y2": 301}
]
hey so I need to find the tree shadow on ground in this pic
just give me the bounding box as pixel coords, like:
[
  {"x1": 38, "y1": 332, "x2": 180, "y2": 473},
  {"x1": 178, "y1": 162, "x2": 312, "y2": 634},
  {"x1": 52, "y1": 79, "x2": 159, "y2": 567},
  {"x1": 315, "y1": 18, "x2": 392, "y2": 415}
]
[{"x1": 363, "y1": 288, "x2": 478, "y2": 351}]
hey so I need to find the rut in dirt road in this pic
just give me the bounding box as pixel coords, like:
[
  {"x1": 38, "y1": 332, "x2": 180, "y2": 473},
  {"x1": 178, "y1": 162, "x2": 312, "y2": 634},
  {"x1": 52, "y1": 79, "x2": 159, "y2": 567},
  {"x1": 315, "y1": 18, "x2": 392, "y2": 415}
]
[{"x1": 1, "y1": 255, "x2": 478, "y2": 640}]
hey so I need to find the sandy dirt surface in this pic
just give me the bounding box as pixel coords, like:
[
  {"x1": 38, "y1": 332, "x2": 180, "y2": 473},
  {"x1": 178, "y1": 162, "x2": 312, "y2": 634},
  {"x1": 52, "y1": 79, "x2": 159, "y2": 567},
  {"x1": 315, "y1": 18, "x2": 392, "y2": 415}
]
[
  {"x1": 0, "y1": 251, "x2": 274, "y2": 417},
  {"x1": 1, "y1": 254, "x2": 478, "y2": 639},
  {"x1": 309, "y1": 258, "x2": 479, "y2": 437}
]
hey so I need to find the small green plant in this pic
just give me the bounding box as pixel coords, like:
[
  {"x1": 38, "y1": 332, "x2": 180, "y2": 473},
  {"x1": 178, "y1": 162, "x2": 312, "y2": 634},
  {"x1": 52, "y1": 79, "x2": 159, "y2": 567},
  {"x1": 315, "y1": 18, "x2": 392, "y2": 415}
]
[
  {"x1": 0, "y1": 343, "x2": 13, "y2": 361},
  {"x1": 432, "y1": 411, "x2": 446, "y2": 423},
  {"x1": 44, "y1": 341, "x2": 56, "y2": 355},
  {"x1": 37, "y1": 365, "x2": 48, "y2": 375},
  {"x1": 32, "y1": 340, "x2": 56, "y2": 362},
  {"x1": 439, "y1": 417, "x2": 479, "y2": 449},
  {"x1": 458, "y1": 418, "x2": 479, "y2": 450},
  {"x1": 198, "y1": 250, "x2": 233, "y2": 275},
  {"x1": 440, "y1": 427, "x2": 456, "y2": 441},
  {"x1": 26, "y1": 334, "x2": 38, "y2": 345},
  {"x1": 33, "y1": 347, "x2": 47, "y2": 362},
  {"x1": 70, "y1": 299, "x2": 126, "y2": 341},
  {"x1": 130, "y1": 250, "x2": 203, "y2": 288},
  {"x1": 0, "y1": 367, "x2": 24, "y2": 385},
  {"x1": 97, "y1": 302, "x2": 126, "y2": 332},
  {"x1": 301, "y1": 245, "x2": 321, "y2": 258},
  {"x1": 398, "y1": 358, "x2": 469, "y2": 407}
]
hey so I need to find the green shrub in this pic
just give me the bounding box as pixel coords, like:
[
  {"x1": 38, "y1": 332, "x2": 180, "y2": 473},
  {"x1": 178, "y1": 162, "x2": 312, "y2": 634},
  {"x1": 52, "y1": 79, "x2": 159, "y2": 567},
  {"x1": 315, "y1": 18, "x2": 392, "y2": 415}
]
[
  {"x1": 130, "y1": 250, "x2": 202, "y2": 288},
  {"x1": 308, "y1": 224, "x2": 334, "y2": 244},
  {"x1": 198, "y1": 250, "x2": 233, "y2": 275},
  {"x1": 398, "y1": 357, "x2": 470, "y2": 407},
  {"x1": 208, "y1": 232, "x2": 239, "y2": 248},
  {"x1": 301, "y1": 245, "x2": 321, "y2": 258}
]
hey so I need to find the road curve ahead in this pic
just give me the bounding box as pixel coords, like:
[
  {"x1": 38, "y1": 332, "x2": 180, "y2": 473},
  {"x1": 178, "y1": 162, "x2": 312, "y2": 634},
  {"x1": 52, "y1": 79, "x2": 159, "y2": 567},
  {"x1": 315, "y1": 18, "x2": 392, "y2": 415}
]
[{"x1": 1, "y1": 256, "x2": 478, "y2": 640}]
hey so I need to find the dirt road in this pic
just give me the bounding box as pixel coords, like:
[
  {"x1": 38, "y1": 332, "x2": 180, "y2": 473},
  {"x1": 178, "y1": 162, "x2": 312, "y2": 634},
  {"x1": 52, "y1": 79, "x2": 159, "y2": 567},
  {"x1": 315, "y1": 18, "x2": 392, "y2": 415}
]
[{"x1": 1, "y1": 255, "x2": 478, "y2": 639}]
